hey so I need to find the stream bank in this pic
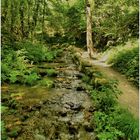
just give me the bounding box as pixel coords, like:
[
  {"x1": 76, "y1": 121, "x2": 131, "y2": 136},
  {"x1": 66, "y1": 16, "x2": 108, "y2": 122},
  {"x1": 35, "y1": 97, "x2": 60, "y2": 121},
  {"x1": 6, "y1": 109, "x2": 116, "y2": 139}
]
[
  {"x1": 2, "y1": 46, "x2": 139, "y2": 140},
  {"x1": 71, "y1": 46, "x2": 139, "y2": 118},
  {"x1": 2, "y1": 49, "x2": 95, "y2": 140}
]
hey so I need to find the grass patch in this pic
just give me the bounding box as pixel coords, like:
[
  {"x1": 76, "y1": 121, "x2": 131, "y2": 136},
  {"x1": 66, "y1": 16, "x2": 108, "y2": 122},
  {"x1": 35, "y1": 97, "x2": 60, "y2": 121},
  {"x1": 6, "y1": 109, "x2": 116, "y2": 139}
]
[
  {"x1": 106, "y1": 39, "x2": 139, "y2": 87},
  {"x1": 76, "y1": 55, "x2": 139, "y2": 140}
]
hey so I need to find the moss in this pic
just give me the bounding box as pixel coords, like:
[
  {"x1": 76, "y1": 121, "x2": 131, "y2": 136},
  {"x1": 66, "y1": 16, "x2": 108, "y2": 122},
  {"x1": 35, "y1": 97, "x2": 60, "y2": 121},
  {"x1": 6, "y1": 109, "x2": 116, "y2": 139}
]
[
  {"x1": 7, "y1": 127, "x2": 21, "y2": 138},
  {"x1": 38, "y1": 78, "x2": 54, "y2": 88}
]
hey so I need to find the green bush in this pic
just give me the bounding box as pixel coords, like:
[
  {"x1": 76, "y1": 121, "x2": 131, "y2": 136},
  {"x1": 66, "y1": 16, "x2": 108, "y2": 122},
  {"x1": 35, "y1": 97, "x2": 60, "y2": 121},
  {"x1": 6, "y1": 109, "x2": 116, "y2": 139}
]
[
  {"x1": 79, "y1": 59, "x2": 138, "y2": 140},
  {"x1": 17, "y1": 41, "x2": 62, "y2": 63},
  {"x1": 1, "y1": 121, "x2": 8, "y2": 140},
  {"x1": 93, "y1": 107, "x2": 139, "y2": 140},
  {"x1": 17, "y1": 41, "x2": 48, "y2": 63},
  {"x1": 114, "y1": 109, "x2": 139, "y2": 140},
  {"x1": 108, "y1": 40, "x2": 139, "y2": 87},
  {"x1": 46, "y1": 69, "x2": 57, "y2": 77},
  {"x1": 94, "y1": 111, "x2": 124, "y2": 140},
  {"x1": 1, "y1": 46, "x2": 40, "y2": 85},
  {"x1": 23, "y1": 72, "x2": 40, "y2": 86},
  {"x1": 91, "y1": 79, "x2": 120, "y2": 112},
  {"x1": 38, "y1": 78, "x2": 54, "y2": 88},
  {"x1": 82, "y1": 74, "x2": 90, "y2": 83}
]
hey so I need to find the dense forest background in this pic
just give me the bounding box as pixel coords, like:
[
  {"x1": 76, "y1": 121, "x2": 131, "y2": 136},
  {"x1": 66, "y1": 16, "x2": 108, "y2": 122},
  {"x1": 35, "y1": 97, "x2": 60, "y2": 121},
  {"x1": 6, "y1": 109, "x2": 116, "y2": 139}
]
[
  {"x1": 1, "y1": 0, "x2": 139, "y2": 140},
  {"x1": 1, "y1": 0, "x2": 139, "y2": 85},
  {"x1": 2, "y1": 0, "x2": 138, "y2": 45}
]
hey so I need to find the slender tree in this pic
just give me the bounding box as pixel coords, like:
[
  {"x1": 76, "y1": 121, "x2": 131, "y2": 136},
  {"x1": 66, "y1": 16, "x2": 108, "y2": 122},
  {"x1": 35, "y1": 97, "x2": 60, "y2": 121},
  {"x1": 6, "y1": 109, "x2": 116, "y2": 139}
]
[
  {"x1": 31, "y1": 0, "x2": 40, "y2": 40},
  {"x1": 2, "y1": 0, "x2": 9, "y2": 24},
  {"x1": 19, "y1": 0, "x2": 25, "y2": 39},
  {"x1": 42, "y1": 0, "x2": 46, "y2": 36},
  {"x1": 27, "y1": 0, "x2": 32, "y2": 38},
  {"x1": 85, "y1": 0, "x2": 94, "y2": 58}
]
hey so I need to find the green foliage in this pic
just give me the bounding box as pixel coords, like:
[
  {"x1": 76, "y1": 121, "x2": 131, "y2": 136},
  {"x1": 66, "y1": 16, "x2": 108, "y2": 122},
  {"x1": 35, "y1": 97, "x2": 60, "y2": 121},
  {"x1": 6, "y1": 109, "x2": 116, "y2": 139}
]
[
  {"x1": 94, "y1": 111, "x2": 124, "y2": 140},
  {"x1": 1, "y1": 45, "x2": 40, "y2": 85},
  {"x1": 17, "y1": 41, "x2": 61, "y2": 63},
  {"x1": 114, "y1": 109, "x2": 139, "y2": 140},
  {"x1": 46, "y1": 69, "x2": 57, "y2": 77},
  {"x1": 108, "y1": 40, "x2": 139, "y2": 87},
  {"x1": 23, "y1": 72, "x2": 39, "y2": 86},
  {"x1": 93, "y1": 0, "x2": 138, "y2": 48},
  {"x1": 80, "y1": 58, "x2": 138, "y2": 140},
  {"x1": 9, "y1": 70, "x2": 21, "y2": 83},
  {"x1": 1, "y1": 121, "x2": 8, "y2": 140},
  {"x1": 1, "y1": 106, "x2": 9, "y2": 113},
  {"x1": 45, "y1": 51, "x2": 55, "y2": 62},
  {"x1": 39, "y1": 78, "x2": 54, "y2": 88},
  {"x1": 17, "y1": 41, "x2": 48, "y2": 63},
  {"x1": 1, "y1": 40, "x2": 62, "y2": 85},
  {"x1": 93, "y1": 96, "x2": 139, "y2": 140},
  {"x1": 91, "y1": 80, "x2": 120, "y2": 112},
  {"x1": 82, "y1": 75, "x2": 90, "y2": 83}
]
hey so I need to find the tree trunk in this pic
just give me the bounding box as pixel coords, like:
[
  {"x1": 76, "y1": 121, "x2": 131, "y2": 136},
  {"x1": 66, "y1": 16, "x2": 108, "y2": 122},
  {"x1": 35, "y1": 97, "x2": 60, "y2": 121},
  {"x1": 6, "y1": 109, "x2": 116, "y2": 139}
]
[
  {"x1": 27, "y1": 0, "x2": 31, "y2": 38},
  {"x1": 85, "y1": 0, "x2": 94, "y2": 58},
  {"x1": 31, "y1": 0, "x2": 40, "y2": 40},
  {"x1": 10, "y1": 1, "x2": 14, "y2": 33},
  {"x1": 19, "y1": 0, "x2": 25, "y2": 39},
  {"x1": 2, "y1": 0, "x2": 9, "y2": 24},
  {"x1": 42, "y1": 0, "x2": 46, "y2": 38},
  {"x1": 10, "y1": 0, "x2": 15, "y2": 44}
]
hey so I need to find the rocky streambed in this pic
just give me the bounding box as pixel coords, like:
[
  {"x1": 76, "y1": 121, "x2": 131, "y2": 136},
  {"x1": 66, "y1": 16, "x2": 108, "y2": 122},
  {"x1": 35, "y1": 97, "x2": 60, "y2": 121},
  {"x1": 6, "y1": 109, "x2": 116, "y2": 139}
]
[{"x1": 2, "y1": 49, "x2": 96, "y2": 140}]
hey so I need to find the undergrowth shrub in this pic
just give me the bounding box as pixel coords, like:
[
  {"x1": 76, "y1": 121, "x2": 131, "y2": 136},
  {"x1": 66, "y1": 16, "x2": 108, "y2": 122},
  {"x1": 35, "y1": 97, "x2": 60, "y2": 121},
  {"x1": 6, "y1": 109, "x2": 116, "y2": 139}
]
[
  {"x1": 16, "y1": 41, "x2": 61, "y2": 63},
  {"x1": 1, "y1": 45, "x2": 40, "y2": 85},
  {"x1": 2, "y1": 41, "x2": 62, "y2": 85},
  {"x1": 90, "y1": 80, "x2": 138, "y2": 140},
  {"x1": 1, "y1": 121, "x2": 8, "y2": 140},
  {"x1": 107, "y1": 39, "x2": 139, "y2": 87},
  {"x1": 17, "y1": 41, "x2": 48, "y2": 63},
  {"x1": 114, "y1": 109, "x2": 139, "y2": 140},
  {"x1": 38, "y1": 78, "x2": 54, "y2": 88},
  {"x1": 46, "y1": 69, "x2": 58, "y2": 77},
  {"x1": 23, "y1": 72, "x2": 39, "y2": 86},
  {"x1": 94, "y1": 111, "x2": 124, "y2": 140},
  {"x1": 1, "y1": 106, "x2": 9, "y2": 139},
  {"x1": 78, "y1": 59, "x2": 138, "y2": 140}
]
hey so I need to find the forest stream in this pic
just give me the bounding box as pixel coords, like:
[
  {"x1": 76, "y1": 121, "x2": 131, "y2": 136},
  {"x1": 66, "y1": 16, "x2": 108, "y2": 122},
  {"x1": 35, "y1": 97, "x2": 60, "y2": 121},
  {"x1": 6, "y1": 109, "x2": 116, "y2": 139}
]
[
  {"x1": 1, "y1": 0, "x2": 139, "y2": 139},
  {"x1": 2, "y1": 49, "x2": 96, "y2": 140}
]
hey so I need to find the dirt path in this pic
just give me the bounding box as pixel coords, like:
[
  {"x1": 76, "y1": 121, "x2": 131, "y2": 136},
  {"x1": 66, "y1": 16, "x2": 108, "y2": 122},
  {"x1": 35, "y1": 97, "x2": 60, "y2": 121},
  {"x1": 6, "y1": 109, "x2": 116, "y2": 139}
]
[{"x1": 81, "y1": 51, "x2": 139, "y2": 118}]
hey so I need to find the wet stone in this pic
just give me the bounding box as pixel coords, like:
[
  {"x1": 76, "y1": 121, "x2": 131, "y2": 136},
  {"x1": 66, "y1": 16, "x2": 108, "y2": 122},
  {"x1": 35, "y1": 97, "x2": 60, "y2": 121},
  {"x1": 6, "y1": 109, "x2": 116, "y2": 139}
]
[
  {"x1": 66, "y1": 102, "x2": 74, "y2": 108},
  {"x1": 75, "y1": 73, "x2": 84, "y2": 79},
  {"x1": 76, "y1": 86, "x2": 85, "y2": 91},
  {"x1": 88, "y1": 106, "x2": 95, "y2": 112},
  {"x1": 59, "y1": 110, "x2": 67, "y2": 117},
  {"x1": 2, "y1": 51, "x2": 96, "y2": 140},
  {"x1": 71, "y1": 104, "x2": 83, "y2": 111},
  {"x1": 34, "y1": 111, "x2": 40, "y2": 116},
  {"x1": 41, "y1": 111, "x2": 48, "y2": 117},
  {"x1": 68, "y1": 124, "x2": 79, "y2": 135},
  {"x1": 64, "y1": 104, "x2": 71, "y2": 109},
  {"x1": 83, "y1": 122, "x2": 94, "y2": 132}
]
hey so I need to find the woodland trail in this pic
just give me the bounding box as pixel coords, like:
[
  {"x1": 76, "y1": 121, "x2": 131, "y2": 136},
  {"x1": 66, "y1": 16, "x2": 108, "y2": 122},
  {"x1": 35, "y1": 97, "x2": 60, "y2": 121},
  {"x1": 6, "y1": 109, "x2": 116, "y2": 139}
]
[{"x1": 74, "y1": 47, "x2": 139, "y2": 118}]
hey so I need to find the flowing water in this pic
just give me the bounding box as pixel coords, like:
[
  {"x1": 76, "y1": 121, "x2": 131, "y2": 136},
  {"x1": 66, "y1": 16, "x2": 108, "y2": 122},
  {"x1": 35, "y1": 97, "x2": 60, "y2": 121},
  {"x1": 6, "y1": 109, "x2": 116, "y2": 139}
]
[{"x1": 2, "y1": 51, "x2": 95, "y2": 140}]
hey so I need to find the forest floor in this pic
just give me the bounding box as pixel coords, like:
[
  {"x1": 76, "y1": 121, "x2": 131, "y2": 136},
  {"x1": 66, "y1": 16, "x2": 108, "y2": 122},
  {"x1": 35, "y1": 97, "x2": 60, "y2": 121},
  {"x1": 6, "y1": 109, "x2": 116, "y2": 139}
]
[
  {"x1": 80, "y1": 49, "x2": 139, "y2": 118},
  {"x1": 2, "y1": 49, "x2": 96, "y2": 140},
  {"x1": 2, "y1": 46, "x2": 139, "y2": 139}
]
